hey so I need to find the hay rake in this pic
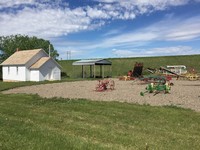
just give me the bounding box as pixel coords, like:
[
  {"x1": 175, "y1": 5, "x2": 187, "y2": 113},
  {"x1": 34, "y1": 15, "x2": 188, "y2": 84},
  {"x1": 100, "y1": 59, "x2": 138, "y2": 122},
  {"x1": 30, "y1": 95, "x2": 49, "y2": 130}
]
[
  {"x1": 95, "y1": 79, "x2": 115, "y2": 92},
  {"x1": 140, "y1": 82, "x2": 171, "y2": 96}
]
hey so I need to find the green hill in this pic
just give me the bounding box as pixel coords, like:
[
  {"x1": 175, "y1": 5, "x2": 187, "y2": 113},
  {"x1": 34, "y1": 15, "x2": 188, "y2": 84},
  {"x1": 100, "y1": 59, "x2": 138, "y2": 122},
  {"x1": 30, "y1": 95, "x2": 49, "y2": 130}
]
[{"x1": 59, "y1": 55, "x2": 200, "y2": 78}]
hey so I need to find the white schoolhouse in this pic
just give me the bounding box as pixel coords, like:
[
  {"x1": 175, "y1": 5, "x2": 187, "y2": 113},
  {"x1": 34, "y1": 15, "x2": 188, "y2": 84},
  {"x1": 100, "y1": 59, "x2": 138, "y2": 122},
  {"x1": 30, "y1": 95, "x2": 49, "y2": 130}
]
[{"x1": 0, "y1": 49, "x2": 61, "y2": 82}]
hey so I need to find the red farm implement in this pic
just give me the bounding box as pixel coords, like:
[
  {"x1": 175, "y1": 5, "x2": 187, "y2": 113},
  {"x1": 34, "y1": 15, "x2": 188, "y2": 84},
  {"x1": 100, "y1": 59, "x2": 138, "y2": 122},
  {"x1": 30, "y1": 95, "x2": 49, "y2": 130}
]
[
  {"x1": 119, "y1": 62, "x2": 143, "y2": 81},
  {"x1": 95, "y1": 79, "x2": 115, "y2": 92}
]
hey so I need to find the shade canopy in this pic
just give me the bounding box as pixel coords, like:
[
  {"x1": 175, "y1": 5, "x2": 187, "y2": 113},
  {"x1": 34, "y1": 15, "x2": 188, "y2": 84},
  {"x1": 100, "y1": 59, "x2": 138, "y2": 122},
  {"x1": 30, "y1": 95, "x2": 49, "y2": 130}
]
[{"x1": 72, "y1": 59, "x2": 112, "y2": 78}]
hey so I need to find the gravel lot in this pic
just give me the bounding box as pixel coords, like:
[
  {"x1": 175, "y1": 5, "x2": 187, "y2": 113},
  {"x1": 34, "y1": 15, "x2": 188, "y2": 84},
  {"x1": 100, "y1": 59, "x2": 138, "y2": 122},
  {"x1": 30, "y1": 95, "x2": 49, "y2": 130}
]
[{"x1": 2, "y1": 78, "x2": 200, "y2": 112}]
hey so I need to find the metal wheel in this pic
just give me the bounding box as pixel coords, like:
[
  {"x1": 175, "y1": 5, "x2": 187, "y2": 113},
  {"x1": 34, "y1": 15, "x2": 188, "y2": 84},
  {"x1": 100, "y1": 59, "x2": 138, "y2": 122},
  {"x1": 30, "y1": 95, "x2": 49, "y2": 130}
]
[
  {"x1": 109, "y1": 80, "x2": 115, "y2": 90},
  {"x1": 186, "y1": 74, "x2": 199, "y2": 81}
]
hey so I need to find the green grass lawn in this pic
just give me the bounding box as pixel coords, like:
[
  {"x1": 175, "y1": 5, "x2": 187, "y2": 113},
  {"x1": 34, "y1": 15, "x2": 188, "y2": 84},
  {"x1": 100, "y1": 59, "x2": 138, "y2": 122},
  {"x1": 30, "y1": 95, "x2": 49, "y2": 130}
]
[{"x1": 0, "y1": 94, "x2": 200, "y2": 150}]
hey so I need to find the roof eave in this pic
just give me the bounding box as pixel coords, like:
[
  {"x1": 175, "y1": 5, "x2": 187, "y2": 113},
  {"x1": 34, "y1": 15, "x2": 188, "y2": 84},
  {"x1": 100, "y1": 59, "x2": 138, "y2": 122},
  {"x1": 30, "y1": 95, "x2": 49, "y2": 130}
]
[{"x1": 0, "y1": 63, "x2": 25, "y2": 66}]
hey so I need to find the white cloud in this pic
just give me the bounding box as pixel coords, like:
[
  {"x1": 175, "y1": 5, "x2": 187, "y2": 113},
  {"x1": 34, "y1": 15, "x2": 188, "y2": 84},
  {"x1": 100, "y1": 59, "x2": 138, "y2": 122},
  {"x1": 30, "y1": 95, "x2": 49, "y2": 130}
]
[
  {"x1": 164, "y1": 16, "x2": 200, "y2": 41},
  {"x1": 95, "y1": 0, "x2": 189, "y2": 5},
  {"x1": 0, "y1": 7, "x2": 93, "y2": 38},
  {"x1": 53, "y1": 13, "x2": 200, "y2": 59},
  {"x1": 145, "y1": 46, "x2": 196, "y2": 55},
  {"x1": 1, "y1": 0, "x2": 198, "y2": 38},
  {"x1": 103, "y1": 28, "x2": 124, "y2": 36},
  {"x1": 0, "y1": 0, "x2": 35, "y2": 8},
  {"x1": 112, "y1": 46, "x2": 200, "y2": 57},
  {"x1": 112, "y1": 49, "x2": 137, "y2": 57},
  {"x1": 105, "y1": 15, "x2": 200, "y2": 45},
  {"x1": 86, "y1": 6, "x2": 110, "y2": 19},
  {"x1": 0, "y1": 0, "x2": 69, "y2": 9},
  {"x1": 58, "y1": 48, "x2": 86, "y2": 60},
  {"x1": 0, "y1": 1, "x2": 137, "y2": 38},
  {"x1": 53, "y1": 13, "x2": 200, "y2": 58},
  {"x1": 106, "y1": 32, "x2": 158, "y2": 45},
  {"x1": 94, "y1": 0, "x2": 190, "y2": 12}
]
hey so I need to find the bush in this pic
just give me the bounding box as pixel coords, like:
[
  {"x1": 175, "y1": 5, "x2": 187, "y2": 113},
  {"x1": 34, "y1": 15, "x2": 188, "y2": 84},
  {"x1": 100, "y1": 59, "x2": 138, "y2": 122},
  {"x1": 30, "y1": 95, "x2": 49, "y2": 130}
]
[
  {"x1": 61, "y1": 72, "x2": 69, "y2": 78},
  {"x1": 0, "y1": 67, "x2": 2, "y2": 80}
]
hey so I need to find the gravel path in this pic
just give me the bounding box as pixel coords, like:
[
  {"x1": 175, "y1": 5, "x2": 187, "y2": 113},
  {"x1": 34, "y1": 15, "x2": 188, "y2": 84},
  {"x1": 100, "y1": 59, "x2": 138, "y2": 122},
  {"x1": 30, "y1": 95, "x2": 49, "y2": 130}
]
[{"x1": 2, "y1": 79, "x2": 200, "y2": 112}]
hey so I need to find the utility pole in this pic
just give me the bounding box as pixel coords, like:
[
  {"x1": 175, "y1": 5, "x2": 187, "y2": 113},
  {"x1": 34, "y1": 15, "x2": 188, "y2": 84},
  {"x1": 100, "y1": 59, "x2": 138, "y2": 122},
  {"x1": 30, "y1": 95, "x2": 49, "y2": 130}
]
[
  {"x1": 66, "y1": 50, "x2": 71, "y2": 60},
  {"x1": 49, "y1": 44, "x2": 51, "y2": 57}
]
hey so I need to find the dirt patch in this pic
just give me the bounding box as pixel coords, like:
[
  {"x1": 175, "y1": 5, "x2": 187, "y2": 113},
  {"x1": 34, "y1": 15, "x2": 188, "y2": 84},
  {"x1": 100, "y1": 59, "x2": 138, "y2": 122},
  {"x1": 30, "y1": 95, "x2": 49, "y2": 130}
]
[{"x1": 2, "y1": 79, "x2": 200, "y2": 112}]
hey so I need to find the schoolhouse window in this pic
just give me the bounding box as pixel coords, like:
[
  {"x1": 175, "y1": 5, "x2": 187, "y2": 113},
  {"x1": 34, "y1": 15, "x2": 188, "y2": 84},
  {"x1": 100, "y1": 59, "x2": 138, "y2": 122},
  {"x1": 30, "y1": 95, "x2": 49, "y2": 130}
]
[
  {"x1": 16, "y1": 66, "x2": 19, "y2": 75},
  {"x1": 8, "y1": 66, "x2": 10, "y2": 74}
]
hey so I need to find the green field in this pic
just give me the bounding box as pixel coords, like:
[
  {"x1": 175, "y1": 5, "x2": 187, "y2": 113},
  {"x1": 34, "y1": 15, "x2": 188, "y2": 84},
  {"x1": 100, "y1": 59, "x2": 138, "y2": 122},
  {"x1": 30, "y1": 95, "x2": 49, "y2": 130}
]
[
  {"x1": 59, "y1": 55, "x2": 200, "y2": 78},
  {"x1": 0, "y1": 55, "x2": 200, "y2": 149},
  {"x1": 0, "y1": 94, "x2": 200, "y2": 150}
]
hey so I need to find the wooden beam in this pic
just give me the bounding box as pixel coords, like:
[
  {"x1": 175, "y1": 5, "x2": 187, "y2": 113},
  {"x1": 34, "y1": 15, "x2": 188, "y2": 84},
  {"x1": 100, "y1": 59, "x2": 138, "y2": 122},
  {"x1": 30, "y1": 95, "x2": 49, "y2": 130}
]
[
  {"x1": 102, "y1": 65, "x2": 104, "y2": 78},
  {"x1": 90, "y1": 65, "x2": 92, "y2": 78},
  {"x1": 110, "y1": 65, "x2": 112, "y2": 77},
  {"x1": 82, "y1": 65, "x2": 84, "y2": 78},
  {"x1": 94, "y1": 65, "x2": 95, "y2": 78},
  {"x1": 100, "y1": 65, "x2": 102, "y2": 78}
]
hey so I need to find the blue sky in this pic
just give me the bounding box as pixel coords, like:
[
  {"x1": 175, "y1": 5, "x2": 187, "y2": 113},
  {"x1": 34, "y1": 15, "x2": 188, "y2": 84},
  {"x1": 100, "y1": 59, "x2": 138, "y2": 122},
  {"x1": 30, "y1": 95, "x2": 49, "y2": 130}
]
[{"x1": 0, "y1": 0, "x2": 200, "y2": 60}]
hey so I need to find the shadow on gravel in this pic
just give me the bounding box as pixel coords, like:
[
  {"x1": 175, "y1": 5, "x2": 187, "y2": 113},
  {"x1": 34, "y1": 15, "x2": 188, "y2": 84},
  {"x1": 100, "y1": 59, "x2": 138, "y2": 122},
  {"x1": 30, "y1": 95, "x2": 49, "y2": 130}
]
[{"x1": 182, "y1": 84, "x2": 200, "y2": 86}]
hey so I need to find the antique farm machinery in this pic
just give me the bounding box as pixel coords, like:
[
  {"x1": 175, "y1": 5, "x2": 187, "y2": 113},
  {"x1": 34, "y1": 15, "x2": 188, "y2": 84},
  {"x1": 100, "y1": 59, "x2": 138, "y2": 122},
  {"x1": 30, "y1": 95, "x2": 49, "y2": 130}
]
[
  {"x1": 160, "y1": 66, "x2": 199, "y2": 81},
  {"x1": 178, "y1": 68, "x2": 199, "y2": 81},
  {"x1": 140, "y1": 67, "x2": 173, "y2": 96},
  {"x1": 95, "y1": 79, "x2": 115, "y2": 92},
  {"x1": 138, "y1": 74, "x2": 172, "y2": 85},
  {"x1": 140, "y1": 82, "x2": 171, "y2": 96},
  {"x1": 119, "y1": 62, "x2": 143, "y2": 81},
  {"x1": 137, "y1": 66, "x2": 173, "y2": 85}
]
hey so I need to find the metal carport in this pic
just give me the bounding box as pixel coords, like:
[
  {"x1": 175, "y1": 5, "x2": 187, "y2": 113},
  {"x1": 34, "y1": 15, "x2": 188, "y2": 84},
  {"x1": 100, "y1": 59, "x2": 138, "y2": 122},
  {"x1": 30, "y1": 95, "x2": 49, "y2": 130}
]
[{"x1": 72, "y1": 59, "x2": 112, "y2": 78}]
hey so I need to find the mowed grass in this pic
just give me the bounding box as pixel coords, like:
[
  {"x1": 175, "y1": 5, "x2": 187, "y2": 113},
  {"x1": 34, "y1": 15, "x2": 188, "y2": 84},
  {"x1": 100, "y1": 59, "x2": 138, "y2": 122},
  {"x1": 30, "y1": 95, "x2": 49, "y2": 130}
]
[
  {"x1": 0, "y1": 78, "x2": 87, "y2": 91},
  {"x1": 0, "y1": 94, "x2": 200, "y2": 150},
  {"x1": 59, "y1": 55, "x2": 200, "y2": 78},
  {"x1": 0, "y1": 81, "x2": 49, "y2": 91}
]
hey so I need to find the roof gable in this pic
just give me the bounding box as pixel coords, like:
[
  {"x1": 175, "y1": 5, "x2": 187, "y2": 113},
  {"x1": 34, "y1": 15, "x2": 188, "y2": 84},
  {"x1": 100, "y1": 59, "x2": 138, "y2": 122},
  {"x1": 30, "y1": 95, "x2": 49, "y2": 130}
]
[
  {"x1": 30, "y1": 57, "x2": 51, "y2": 69},
  {"x1": 0, "y1": 49, "x2": 46, "y2": 66},
  {"x1": 30, "y1": 57, "x2": 62, "y2": 70}
]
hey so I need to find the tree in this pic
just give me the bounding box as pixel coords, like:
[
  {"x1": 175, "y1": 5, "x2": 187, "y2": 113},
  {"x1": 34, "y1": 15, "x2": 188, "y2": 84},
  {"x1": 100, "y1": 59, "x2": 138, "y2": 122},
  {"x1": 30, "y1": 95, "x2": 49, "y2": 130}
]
[{"x1": 0, "y1": 35, "x2": 59, "y2": 62}]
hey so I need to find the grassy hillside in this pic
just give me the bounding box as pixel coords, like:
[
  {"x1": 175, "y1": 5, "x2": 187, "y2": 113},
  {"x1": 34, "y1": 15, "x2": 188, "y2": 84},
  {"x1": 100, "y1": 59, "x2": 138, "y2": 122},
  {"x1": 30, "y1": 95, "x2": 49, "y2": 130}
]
[
  {"x1": 1, "y1": 94, "x2": 200, "y2": 150},
  {"x1": 59, "y1": 55, "x2": 200, "y2": 78}
]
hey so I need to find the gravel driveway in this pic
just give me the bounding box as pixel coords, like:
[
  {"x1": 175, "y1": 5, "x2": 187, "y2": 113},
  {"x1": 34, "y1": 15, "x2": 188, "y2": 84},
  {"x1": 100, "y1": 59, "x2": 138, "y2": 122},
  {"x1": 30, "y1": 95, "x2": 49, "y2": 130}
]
[{"x1": 2, "y1": 79, "x2": 200, "y2": 112}]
